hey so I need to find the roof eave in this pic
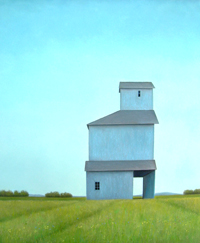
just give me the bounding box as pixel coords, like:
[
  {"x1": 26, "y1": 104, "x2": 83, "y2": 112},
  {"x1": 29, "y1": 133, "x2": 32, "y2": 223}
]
[
  {"x1": 87, "y1": 122, "x2": 158, "y2": 128},
  {"x1": 119, "y1": 82, "x2": 155, "y2": 92},
  {"x1": 85, "y1": 160, "x2": 157, "y2": 172}
]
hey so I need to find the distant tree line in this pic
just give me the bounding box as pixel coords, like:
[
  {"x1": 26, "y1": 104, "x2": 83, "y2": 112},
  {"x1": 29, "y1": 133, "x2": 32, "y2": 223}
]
[
  {"x1": 184, "y1": 189, "x2": 200, "y2": 195},
  {"x1": 45, "y1": 191, "x2": 72, "y2": 197},
  {"x1": 0, "y1": 190, "x2": 29, "y2": 197}
]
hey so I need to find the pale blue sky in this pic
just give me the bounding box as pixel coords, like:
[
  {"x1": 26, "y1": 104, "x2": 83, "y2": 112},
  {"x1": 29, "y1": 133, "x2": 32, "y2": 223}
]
[{"x1": 1, "y1": 0, "x2": 200, "y2": 196}]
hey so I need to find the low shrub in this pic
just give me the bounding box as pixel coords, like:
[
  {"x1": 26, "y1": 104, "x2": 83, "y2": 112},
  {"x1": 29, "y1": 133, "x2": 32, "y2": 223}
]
[
  {"x1": 184, "y1": 190, "x2": 194, "y2": 195},
  {"x1": 194, "y1": 189, "x2": 200, "y2": 194},
  {"x1": 0, "y1": 190, "x2": 6, "y2": 196},
  {"x1": 60, "y1": 192, "x2": 72, "y2": 197},
  {"x1": 184, "y1": 189, "x2": 200, "y2": 195},
  {"x1": 0, "y1": 190, "x2": 14, "y2": 197},
  {"x1": 45, "y1": 191, "x2": 60, "y2": 197},
  {"x1": 45, "y1": 192, "x2": 72, "y2": 197},
  {"x1": 6, "y1": 190, "x2": 14, "y2": 197},
  {"x1": 20, "y1": 190, "x2": 29, "y2": 197},
  {"x1": 0, "y1": 190, "x2": 29, "y2": 197},
  {"x1": 14, "y1": 190, "x2": 20, "y2": 196}
]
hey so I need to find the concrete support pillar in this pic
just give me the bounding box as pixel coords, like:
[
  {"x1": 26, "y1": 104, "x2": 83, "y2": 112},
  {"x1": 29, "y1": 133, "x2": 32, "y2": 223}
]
[{"x1": 143, "y1": 171, "x2": 155, "y2": 199}]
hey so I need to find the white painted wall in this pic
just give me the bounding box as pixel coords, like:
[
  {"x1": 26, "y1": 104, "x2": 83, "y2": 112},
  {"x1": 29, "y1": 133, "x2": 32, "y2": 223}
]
[
  {"x1": 86, "y1": 171, "x2": 133, "y2": 199},
  {"x1": 89, "y1": 125, "x2": 154, "y2": 161},
  {"x1": 120, "y1": 89, "x2": 153, "y2": 110}
]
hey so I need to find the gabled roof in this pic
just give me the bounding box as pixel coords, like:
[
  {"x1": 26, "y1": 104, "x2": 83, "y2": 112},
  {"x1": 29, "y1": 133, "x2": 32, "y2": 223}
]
[
  {"x1": 119, "y1": 82, "x2": 154, "y2": 92},
  {"x1": 85, "y1": 160, "x2": 157, "y2": 172},
  {"x1": 87, "y1": 110, "x2": 158, "y2": 128}
]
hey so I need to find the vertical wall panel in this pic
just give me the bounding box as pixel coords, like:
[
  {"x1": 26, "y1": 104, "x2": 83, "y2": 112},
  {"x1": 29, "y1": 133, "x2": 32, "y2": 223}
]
[
  {"x1": 86, "y1": 171, "x2": 133, "y2": 199},
  {"x1": 89, "y1": 125, "x2": 154, "y2": 161},
  {"x1": 120, "y1": 89, "x2": 153, "y2": 110}
]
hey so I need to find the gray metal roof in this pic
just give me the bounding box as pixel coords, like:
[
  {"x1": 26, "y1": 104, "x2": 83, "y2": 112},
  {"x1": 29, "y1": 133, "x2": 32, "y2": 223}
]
[
  {"x1": 87, "y1": 110, "x2": 158, "y2": 128},
  {"x1": 119, "y1": 82, "x2": 155, "y2": 92},
  {"x1": 85, "y1": 160, "x2": 156, "y2": 172}
]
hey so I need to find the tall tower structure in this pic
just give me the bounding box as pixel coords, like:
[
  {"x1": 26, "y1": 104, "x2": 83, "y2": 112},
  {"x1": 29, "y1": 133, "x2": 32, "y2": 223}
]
[{"x1": 85, "y1": 82, "x2": 158, "y2": 199}]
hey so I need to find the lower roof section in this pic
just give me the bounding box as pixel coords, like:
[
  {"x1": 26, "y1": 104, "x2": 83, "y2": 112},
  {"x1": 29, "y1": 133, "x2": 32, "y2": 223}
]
[
  {"x1": 87, "y1": 110, "x2": 159, "y2": 128},
  {"x1": 85, "y1": 160, "x2": 156, "y2": 172}
]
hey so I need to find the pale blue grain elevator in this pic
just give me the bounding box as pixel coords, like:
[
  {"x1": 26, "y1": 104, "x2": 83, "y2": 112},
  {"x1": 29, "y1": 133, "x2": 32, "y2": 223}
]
[{"x1": 85, "y1": 82, "x2": 158, "y2": 199}]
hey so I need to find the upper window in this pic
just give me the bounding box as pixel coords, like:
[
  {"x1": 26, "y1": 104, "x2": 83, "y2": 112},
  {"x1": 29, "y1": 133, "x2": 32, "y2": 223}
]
[
  {"x1": 138, "y1": 91, "x2": 141, "y2": 97},
  {"x1": 95, "y1": 182, "x2": 100, "y2": 190}
]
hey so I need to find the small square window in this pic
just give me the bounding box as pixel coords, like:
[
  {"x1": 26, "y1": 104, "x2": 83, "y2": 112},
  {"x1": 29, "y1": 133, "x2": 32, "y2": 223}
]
[
  {"x1": 138, "y1": 91, "x2": 141, "y2": 97},
  {"x1": 95, "y1": 182, "x2": 100, "y2": 190}
]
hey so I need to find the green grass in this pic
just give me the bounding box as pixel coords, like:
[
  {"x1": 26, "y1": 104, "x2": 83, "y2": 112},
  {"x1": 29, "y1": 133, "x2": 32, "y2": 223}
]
[{"x1": 0, "y1": 195, "x2": 200, "y2": 243}]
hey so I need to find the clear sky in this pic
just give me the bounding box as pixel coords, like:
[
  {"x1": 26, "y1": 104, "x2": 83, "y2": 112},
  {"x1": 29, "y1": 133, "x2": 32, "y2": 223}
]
[{"x1": 1, "y1": 0, "x2": 200, "y2": 196}]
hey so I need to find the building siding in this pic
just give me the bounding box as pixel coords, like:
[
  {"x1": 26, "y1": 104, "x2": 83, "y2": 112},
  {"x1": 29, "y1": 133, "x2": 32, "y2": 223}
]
[
  {"x1": 89, "y1": 125, "x2": 154, "y2": 161},
  {"x1": 120, "y1": 89, "x2": 153, "y2": 110},
  {"x1": 86, "y1": 171, "x2": 133, "y2": 200}
]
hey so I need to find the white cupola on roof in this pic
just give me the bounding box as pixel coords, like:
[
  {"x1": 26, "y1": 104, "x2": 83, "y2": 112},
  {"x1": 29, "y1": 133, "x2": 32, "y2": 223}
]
[{"x1": 119, "y1": 82, "x2": 154, "y2": 110}]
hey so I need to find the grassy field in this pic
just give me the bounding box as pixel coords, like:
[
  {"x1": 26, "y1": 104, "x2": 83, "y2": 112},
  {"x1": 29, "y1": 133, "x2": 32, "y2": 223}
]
[{"x1": 0, "y1": 195, "x2": 200, "y2": 243}]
